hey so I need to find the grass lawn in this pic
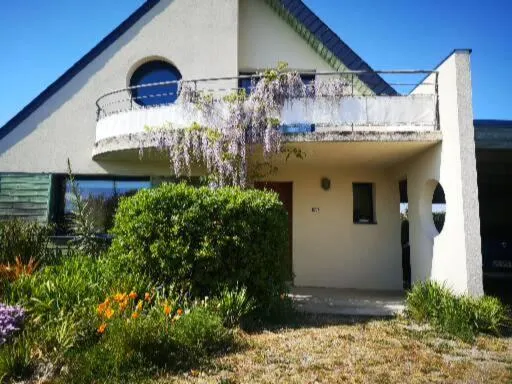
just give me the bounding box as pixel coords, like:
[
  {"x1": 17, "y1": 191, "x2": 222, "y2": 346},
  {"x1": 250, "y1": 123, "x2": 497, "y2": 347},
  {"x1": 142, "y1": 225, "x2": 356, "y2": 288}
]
[{"x1": 156, "y1": 315, "x2": 512, "y2": 384}]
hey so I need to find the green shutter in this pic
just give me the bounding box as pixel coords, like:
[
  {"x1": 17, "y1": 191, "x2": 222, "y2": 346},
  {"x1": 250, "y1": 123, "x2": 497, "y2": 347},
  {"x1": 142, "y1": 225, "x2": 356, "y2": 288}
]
[{"x1": 0, "y1": 173, "x2": 52, "y2": 223}]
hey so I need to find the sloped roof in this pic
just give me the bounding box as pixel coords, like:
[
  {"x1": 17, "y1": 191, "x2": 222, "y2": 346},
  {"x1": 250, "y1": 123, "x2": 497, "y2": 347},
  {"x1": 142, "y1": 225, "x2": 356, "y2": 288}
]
[
  {"x1": 273, "y1": 0, "x2": 397, "y2": 96},
  {"x1": 474, "y1": 119, "x2": 512, "y2": 129},
  {"x1": 0, "y1": 0, "x2": 395, "y2": 140},
  {"x1": 0, "y1": 0, "x2": 160, "y2": 140}
]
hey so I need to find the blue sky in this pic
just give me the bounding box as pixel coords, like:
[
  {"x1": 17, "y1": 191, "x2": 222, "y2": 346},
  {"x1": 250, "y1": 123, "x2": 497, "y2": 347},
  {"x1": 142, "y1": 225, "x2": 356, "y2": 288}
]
[{"x1": 0, "y1": 0, "x2": 511, "y2": 128}]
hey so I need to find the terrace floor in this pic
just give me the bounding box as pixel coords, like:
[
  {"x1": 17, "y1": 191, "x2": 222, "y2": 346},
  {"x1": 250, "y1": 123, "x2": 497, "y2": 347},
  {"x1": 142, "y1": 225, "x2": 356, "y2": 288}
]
[{"x1": 289, "y1": 287, "x2": 406, "y2": 316}]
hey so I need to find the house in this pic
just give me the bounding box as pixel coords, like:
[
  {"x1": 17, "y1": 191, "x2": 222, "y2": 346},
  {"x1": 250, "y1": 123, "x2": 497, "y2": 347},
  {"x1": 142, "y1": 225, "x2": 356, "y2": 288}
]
[{"x1": 0, "y1": 0, "x2": 484, "y2": 296}]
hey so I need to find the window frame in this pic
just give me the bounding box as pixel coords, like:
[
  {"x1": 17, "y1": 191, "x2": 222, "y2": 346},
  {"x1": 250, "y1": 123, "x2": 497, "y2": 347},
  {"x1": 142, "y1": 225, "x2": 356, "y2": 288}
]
[
  {"x1": 129, "y1": 60, "x2": 182, "y2": 107},
  {"x1": 51, "y1": 175, "x2": 151, "y2": 234},
  {"x1": 352, "y1": 182, "x2": 376, "y2": 224}
]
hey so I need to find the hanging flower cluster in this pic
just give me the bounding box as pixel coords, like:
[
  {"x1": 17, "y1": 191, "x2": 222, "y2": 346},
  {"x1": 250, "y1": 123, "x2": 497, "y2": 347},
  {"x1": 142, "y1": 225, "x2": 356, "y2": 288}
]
[{"x1": 138, "y1": 63, "x2": 349, "y2": 187}]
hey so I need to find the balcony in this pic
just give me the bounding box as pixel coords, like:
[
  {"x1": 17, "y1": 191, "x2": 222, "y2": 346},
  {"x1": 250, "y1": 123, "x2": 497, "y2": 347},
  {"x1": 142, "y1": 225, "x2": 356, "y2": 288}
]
[{"x1": 94, "y1": 71, "x2": 440, "y2": 159}]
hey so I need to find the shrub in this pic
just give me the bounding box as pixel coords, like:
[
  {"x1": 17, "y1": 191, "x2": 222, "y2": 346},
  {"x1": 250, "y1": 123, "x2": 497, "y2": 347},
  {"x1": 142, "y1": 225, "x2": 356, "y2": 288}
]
[
  {"x1": 406, "y1": 281, "x2": 510, "y2": 341},
  {"x1": 3, "y1": 254, "x2": 150, "y2": 358},
  {"x1": 109, "y1": 183, "x2": 289, "y2": 308},
  {"x1": 215, "y1": 286, "x2": 255, "y2": 327},
  {"x1": 0, "y1": 219, "x2": 53, "y2": 265},
  {"x1": 172, "y1": 307, "x2": 233, "y2": 362},
  {"x1": 63, "y1": 305, "x2": 233, "y2": 383},
  {"x1": 0, "y1": 304, "x2": 25, "y2": 345}
]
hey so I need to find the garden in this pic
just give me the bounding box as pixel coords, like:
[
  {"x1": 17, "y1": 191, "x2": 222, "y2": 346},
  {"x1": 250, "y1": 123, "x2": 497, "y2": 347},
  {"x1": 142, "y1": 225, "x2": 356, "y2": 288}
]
[
  {"x1": 0, "y1": 181, "x2": 293, "y2": 383},
  {"x1": 1, "y1": 181, "x2": 511, "y2": 383}
]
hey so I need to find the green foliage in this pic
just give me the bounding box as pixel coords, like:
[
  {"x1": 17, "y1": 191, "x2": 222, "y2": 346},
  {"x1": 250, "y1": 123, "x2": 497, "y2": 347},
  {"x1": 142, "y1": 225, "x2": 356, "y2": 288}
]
[
  {"x1": 406, "y1": 281, "x2": 510, "y2": 341},
  {"x1": 109, "y1": 183, "x2": 289, "y2": 309},
  {"x1": 4, "y1": 254, "x2": 150, "y2": 359},
  {"x1": 0, "y1": 334, "x2": 34, "y2": 383},
  {"x1": 173, "y1": 307, "x2": 233, "y2": 361},
  {"x1": 62, "y1": 307, "x2": 233, "y2": 383},
  {"x1": 215, "y1": 286, "x2": 255, "y2": 327},
  {"x1": 0, "y1": 219, "x2": 53, "y2": 265}
]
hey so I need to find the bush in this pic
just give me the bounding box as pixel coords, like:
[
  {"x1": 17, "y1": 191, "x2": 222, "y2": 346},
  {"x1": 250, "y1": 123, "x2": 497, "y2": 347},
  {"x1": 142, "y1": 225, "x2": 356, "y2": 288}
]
[
  {"x1": 3, "y1": 254, "x2": 150, "y2": 358},
  {"x1": 63, "y1": 306, "x2": 233, "y2": 383},
  {"x1": 109, "y1": 183, "x2": 289, "y2": 308},
  {"x1": 0, "y1": 219, "x2": 53, "y2": 265},
  {"x1": 173, "y1": 307, "x2": 233, "y2": 361},
  {"x1": 406, "y1": 281, "x2": 510, "y2": 341}
]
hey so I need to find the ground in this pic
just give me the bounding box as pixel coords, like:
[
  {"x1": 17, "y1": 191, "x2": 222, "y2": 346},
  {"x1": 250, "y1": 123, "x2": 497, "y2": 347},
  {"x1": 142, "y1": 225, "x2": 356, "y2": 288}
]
[{"x1": 156, "y1": 315, "x2": 512, "y2": 384}]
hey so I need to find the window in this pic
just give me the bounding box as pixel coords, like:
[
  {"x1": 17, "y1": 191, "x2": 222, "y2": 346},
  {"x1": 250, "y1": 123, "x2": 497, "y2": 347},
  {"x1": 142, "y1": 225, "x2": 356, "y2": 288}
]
[
  {"x1": 130, "y1": 60, "x2": 182, "y2": 107},
  {"x1": 238, "y1": 72, "x2": 316, "y2": 95},
  {"x1": 53, "y1": 176, "x2": 151, "y2": 234},
  {"x1": 353, "y1": 183, "x2": 375, "y2": 224}
]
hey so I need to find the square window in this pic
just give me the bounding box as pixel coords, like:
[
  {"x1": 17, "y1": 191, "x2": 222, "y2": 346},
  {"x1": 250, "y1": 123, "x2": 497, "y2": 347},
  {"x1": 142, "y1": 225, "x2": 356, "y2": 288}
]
[{"x1": 353, "y1": 183, "x2": 375, "y2": 224}]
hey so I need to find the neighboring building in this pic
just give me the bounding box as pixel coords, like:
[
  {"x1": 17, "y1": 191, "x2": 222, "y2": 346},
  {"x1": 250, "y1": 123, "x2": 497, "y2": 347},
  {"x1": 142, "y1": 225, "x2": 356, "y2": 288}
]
[{"x1": 0, "y1": 0, "x2": 484, "y2": 295}]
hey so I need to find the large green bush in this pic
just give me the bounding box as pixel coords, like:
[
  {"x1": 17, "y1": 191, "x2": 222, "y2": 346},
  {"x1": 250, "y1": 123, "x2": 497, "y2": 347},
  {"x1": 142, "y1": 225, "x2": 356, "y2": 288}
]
[
  {"x1": 109, "y1": 183, "x2": 289, "y2": 308},
  {"x1": 0, "y1": 219, "x2": 53, "y2": 264},
  {"x1": 406, "y1": 281, "x2": 510, "y2": 341}
]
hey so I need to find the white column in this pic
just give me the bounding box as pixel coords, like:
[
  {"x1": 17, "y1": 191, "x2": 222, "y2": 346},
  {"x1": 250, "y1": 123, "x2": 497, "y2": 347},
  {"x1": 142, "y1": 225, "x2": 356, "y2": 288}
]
[{"x1": 406, "y1": 50, "x2": 483, "y2": 296}]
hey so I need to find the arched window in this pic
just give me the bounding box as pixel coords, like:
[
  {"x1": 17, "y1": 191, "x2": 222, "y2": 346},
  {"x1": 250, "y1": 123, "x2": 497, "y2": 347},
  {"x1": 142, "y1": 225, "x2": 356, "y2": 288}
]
[{"x1": 129, "y1": 60, "x2": 182, "y2": 106}]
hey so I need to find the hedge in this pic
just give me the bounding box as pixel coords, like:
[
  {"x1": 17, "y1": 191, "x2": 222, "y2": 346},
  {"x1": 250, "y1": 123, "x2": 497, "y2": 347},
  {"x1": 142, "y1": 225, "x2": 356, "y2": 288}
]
[{"x1": 108, "y1": 183, "x2": 289, "y2": 306}]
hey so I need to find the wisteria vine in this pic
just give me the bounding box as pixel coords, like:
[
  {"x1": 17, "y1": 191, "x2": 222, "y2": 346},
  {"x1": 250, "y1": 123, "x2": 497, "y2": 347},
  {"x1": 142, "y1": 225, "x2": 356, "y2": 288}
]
[{"x1": 139, "y1": 63, "x2": 349, "y2": 187}]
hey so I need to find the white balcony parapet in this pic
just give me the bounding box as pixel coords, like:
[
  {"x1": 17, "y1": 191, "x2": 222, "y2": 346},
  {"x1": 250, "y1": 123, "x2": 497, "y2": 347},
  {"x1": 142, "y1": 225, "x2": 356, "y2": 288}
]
[{"x1": 95, "y1": 71, "x2": 438, "y2": 143}]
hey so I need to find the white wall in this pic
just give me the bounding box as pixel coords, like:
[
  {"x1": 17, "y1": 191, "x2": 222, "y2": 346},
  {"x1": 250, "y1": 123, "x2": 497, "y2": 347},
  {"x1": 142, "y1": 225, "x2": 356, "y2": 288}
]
[
  {"x1": 0, "y1": 0, "x2": 239, "y2": 174},
  {"x1": 393, "y1": 51, "x2": 483, "y2": 296},
  {"x1": 238, "y1": 0, "x2": 332, "y2": 72},
  {"x1": 267, "y1": 164, "x2": 403, "y2": 291}
]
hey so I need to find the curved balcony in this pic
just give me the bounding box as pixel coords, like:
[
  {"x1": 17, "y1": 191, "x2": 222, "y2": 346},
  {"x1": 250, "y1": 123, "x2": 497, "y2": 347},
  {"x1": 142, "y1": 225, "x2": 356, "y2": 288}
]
[{"x1": 93, "y1": 71, "x2": 441, "y2": 159}]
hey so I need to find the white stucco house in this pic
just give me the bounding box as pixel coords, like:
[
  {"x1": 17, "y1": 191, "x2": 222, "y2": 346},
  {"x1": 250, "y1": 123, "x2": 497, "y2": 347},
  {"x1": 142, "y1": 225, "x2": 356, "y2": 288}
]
[{"x1": 0, "y1": 0, "x2": 484, "y2": 296}]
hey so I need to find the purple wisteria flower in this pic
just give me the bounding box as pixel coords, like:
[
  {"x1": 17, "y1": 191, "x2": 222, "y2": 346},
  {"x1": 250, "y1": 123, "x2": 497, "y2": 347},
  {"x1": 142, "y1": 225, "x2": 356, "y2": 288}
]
[{"x1": 0, "y1": 303, "x2": 25, "y2": 345}]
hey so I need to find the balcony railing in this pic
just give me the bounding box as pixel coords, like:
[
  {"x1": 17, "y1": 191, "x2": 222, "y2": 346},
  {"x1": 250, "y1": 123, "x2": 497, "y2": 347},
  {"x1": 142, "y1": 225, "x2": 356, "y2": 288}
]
[{"x1": 95, "y1": 70, "x2": 438, "y2": 143}]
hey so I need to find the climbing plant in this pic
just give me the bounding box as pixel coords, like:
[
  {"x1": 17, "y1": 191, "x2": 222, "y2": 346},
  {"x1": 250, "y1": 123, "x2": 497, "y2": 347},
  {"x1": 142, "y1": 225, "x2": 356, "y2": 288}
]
[{"x1": 138, "y1": 63, "x2": 348, "y2": 187}]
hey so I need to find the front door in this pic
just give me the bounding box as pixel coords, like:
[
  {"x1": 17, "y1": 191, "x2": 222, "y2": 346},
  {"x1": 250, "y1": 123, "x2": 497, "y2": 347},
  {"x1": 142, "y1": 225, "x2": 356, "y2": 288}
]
[{"x1": 254, "y1": 182, "x2": 293, "y2": 279}]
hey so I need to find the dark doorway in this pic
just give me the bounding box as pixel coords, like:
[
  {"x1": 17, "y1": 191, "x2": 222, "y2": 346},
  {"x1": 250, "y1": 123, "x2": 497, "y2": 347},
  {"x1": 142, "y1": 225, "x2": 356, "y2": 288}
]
[
  {"x1": 399, "y1": 179, "x2": 411, "y2": 290},
  {"x1": 254, "y1": 182, "x2": 293, "y2": 279}
]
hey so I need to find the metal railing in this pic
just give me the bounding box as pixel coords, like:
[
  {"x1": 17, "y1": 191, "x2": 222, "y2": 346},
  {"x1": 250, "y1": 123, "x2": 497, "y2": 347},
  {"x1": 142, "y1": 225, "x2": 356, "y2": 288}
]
[{"x1": 95, "y1": 70, "x2": 439, "y2": 122}]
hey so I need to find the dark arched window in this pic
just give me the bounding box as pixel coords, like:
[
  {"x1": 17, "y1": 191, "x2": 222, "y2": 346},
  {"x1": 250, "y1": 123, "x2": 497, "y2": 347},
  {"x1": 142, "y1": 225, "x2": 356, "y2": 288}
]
[{"x1": 129, "y1": 60, "x2": 182, "y2": 106}]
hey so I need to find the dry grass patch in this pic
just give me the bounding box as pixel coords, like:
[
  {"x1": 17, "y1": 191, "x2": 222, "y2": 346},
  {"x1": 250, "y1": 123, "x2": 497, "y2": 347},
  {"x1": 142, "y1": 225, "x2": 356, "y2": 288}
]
[{"x1": 156, "y1": 315, "x2": 512, "y2": 384}]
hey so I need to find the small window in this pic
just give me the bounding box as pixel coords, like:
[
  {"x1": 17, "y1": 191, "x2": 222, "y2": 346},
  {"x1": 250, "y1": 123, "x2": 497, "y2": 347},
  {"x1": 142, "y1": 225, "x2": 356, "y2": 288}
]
[
  {"x1": 353, "y1": 183, "x2": 375, "y2": 224},
  {"x1": 130, "y1": 60, "x2": 182, "y2": 107}
]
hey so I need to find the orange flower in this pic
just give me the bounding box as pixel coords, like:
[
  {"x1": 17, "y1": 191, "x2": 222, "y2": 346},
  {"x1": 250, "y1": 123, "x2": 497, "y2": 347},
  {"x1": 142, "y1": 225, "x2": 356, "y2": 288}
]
[
  {"x1": 113, "y1": 293, "x2": 126, "y2": 303},
  {"x1": 144, "y1": 292, "x2": 151, "y2": 302},
  {"x1": 136, "y1": 300, "x2": 143, "y2": 312},
  {"x1": 97, "y1": 302, "x2": 107, "y2": 316},
  {"x1": 131, "y1": 312, "x2": 139, "y2": 319},
  {"x1": 164, "y1": 304, "x2": 171, "y2": 316},
  {"x1": 129, "y1": 291, "x2": 138, "y2": 300},
  {"x1": 97, "y1": 323, "x2": 107, "y2": 334},
  {"x1": 177, "y1": 308, "x2": 184, "y2": 316},
  {"x1": 105, "y1": 308, "x2": 114, "y2": 319}
]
